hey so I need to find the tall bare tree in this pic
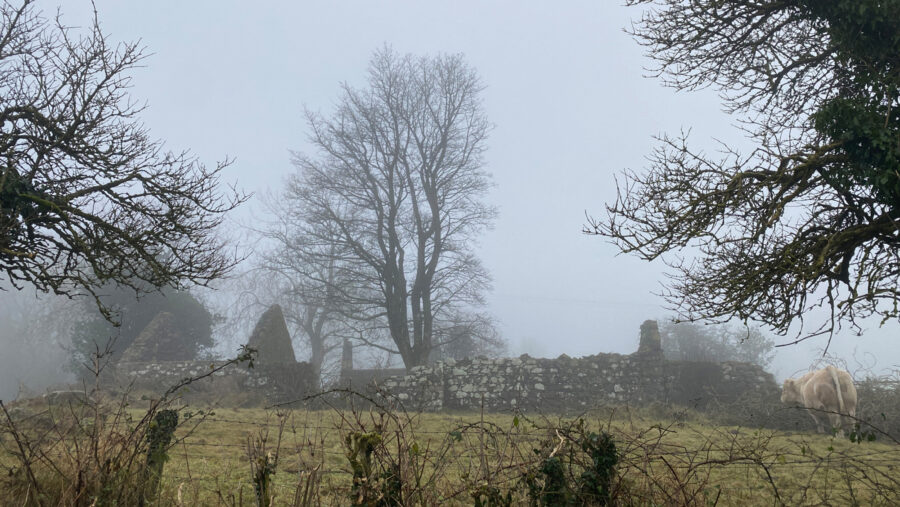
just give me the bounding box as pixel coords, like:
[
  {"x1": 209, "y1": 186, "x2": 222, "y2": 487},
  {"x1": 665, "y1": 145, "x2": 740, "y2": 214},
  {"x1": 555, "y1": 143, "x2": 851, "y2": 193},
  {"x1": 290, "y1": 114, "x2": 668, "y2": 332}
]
[
  {"x1": 0, "y1": 1, "x2": 245, "y2": 312},
  {"x1": 281, "y1": 48, "x2": 496, "y2": 368}
]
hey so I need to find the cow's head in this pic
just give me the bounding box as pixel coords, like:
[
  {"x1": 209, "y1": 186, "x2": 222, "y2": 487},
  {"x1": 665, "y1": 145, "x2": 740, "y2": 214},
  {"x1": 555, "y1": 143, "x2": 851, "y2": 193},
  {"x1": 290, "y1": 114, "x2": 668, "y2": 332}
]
[{"x1": 781, "y1": 378, "x2": 801, "y2": 404}]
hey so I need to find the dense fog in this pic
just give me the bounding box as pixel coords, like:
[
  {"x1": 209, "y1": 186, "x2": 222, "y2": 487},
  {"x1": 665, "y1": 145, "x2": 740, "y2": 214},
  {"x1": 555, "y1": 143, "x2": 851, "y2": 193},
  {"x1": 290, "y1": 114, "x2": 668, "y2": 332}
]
[
  {"x1": 3, "y1": 1, "x2": 900, "y2": 400},
  {"x1": 0, "y1": 288, "x2": 73, "y2": 400}
]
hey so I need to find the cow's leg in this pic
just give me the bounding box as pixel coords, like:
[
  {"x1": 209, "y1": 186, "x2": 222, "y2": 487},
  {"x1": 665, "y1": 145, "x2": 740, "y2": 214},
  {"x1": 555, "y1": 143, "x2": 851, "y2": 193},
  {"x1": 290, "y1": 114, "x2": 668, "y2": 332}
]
[
  {"x1": 828, "y1": 412, "x2": 845, "y2": 438},
  {"x1": 807, "y1": 409, "x2": 824, "y2": 433},
  {"x1": 847, "y1": 407, "x2": 858, "y2": 437}
]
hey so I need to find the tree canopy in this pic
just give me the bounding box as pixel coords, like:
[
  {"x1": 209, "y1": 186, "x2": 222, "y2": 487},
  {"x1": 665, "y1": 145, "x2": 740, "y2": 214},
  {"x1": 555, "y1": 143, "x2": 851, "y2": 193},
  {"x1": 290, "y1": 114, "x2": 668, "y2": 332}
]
[
  {"x1": 69, "y1": 285, "x2": 215, "y2": 371},
  {"x1": 588, "y1": 0, "x2": 900, "y2": 342},
  {"x1": 660, "y1": 321, "x2": 775, "y2": 369},
  {"x1": 0, "y1": 0, "x2": 244, "y2": 313},
  {"x1": 282, "y1": 48, "x2": 497, "y2": 368}
]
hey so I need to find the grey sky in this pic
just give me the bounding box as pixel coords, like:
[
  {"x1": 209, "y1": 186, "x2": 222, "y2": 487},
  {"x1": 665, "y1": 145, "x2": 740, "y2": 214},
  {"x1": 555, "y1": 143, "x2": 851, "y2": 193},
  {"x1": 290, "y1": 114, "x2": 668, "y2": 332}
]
[{"x1": 42, "y1": 1, "x2": 900, "y2": 380}]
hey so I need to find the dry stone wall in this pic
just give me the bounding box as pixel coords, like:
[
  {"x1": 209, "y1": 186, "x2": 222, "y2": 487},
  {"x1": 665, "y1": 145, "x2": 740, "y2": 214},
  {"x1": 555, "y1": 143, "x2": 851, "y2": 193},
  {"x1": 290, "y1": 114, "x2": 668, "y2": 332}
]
[
  {"x1": 115, "y1": 360, "x2": 316, "y2": 404},
  {"x1": 381, "y1": 352, "x2": 778, "y2": 413},
  {"x1": 111, "y1": 305, "x2": 315, "y2": 405},
  {"x1": 112, "y1": 315, "x2": 776, "y2": 413}
]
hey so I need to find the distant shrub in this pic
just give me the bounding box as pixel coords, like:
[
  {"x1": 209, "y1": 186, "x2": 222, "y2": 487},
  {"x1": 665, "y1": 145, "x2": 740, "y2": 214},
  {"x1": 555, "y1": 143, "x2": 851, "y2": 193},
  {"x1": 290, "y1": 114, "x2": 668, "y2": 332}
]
[
  {"x1": 660, "y1": 321, "x2": 775, "y2": 369},
  {"x1": 853, "y1": 376, "x2": 900, "y2": 443}
]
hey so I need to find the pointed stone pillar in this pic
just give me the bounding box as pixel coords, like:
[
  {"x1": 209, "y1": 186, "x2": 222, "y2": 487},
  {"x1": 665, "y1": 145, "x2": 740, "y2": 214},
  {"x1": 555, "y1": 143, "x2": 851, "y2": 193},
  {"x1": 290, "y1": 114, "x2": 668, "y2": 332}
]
[{"x1": 245, "y1": 304, "x2": 296, "y2": 364}]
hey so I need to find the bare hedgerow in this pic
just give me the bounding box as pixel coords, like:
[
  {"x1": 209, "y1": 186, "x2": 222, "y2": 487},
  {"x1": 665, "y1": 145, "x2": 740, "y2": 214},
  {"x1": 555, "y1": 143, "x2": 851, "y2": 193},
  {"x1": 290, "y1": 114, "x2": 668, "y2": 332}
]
[
  {"x1": 0, "y1": 343, "x2": 255, "y2": 506},
  {"x1": 9, "y1": 376, "x2": 900, "y2": 505},
  {"x1": 851, "y1": 374, "x2": 900, "y2": 442}
]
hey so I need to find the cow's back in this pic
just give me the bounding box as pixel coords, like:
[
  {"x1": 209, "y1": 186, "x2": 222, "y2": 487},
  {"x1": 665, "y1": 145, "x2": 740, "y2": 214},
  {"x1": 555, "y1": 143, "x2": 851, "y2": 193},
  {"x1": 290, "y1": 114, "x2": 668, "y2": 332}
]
[
  {"x1": 783, "y1": 366, "x2": 857, "y2": 435},
  {"x1": 799, "y1": 368, "x2": 840, "y2": 411},
  {"x1": 798, "y1": 367, "x2": 856, "y2": 414}
]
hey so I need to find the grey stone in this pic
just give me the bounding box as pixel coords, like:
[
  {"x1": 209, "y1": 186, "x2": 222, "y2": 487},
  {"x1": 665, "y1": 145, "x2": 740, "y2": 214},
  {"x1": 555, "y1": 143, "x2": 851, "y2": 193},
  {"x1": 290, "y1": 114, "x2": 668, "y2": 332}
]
[
  {"x1": 246, "y1": 305, "x2": 296, "y2": 364},
  {"x1": 637, "y1": 320, "x2": 662, "y2": 355},
  {"x1": 330, "y1": 322, "x2": 779, "y2": 413},
  {"x1": 120, "y1": 312, "x2": 190, "y2": 362}
]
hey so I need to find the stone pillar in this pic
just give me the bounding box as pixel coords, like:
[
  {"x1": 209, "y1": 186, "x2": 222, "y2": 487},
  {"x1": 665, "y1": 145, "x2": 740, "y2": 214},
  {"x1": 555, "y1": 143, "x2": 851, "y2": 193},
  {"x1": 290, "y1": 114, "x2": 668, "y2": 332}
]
[
  {"x1": 341, "y1": 338, "x2": 353, "y2": 373},
  {"x1": 637, "y1": 320, "x2": 662, "y2": 355},
  {"x1": 246, "y1": 304, "x2": 296, "y2": 364}
]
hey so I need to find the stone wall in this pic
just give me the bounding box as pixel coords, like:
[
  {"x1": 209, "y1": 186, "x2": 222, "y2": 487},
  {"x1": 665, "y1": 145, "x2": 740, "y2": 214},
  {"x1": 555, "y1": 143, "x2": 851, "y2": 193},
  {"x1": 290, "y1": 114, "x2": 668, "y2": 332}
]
[
  {"x1": 380, "y1": 352, "x2": 778, "y2": 413},
  {"x1": 110, "y1": 316, "x2": 777, "y2": 413},
  {"x1": 114, "y1": 360, "x2": 316, "y2": 404},
  {"x1": 110, "y1": 305, "x2": 316, "y2": 405}
]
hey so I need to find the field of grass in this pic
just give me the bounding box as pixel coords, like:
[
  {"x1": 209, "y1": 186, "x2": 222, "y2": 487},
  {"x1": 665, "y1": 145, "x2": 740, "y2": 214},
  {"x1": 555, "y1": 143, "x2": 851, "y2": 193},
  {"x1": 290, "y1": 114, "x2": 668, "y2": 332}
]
[
  {"x1": 4, "y1": 394, "x2": 900, "y2": 505},
  {"x1": 155, "y1": 406, "x2": 900, "y2": 505}
]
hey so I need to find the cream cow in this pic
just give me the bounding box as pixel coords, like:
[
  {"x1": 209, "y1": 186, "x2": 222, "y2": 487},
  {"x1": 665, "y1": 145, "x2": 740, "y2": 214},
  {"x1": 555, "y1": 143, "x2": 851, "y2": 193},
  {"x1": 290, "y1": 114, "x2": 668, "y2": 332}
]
[{"x1": 781, "y1": 365, "x2": 858, "y2": 437}]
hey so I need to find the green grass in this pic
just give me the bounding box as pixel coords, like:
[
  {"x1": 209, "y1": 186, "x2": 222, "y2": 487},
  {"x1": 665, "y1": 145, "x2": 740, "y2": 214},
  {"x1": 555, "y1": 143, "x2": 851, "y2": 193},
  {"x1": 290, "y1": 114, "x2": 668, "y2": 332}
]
[
  {"x1": 4, "y1": 398, "x2": 900, "y2": 505},
  {"x1": 157, "y1": 406, "x2": 900, "y2": 505}
]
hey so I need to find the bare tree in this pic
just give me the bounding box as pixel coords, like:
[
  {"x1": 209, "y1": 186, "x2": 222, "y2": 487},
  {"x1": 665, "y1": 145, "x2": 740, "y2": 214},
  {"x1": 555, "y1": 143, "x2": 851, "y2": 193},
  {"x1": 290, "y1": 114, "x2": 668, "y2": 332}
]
[
  {"x1": 281, "y1": 48, "x2": 496, "y2": 368},
  {"x1": 587, "y1": 1, "x2": 900, "y2": 345},
  {"x1": 0, "y1": 1, "x2": 245, "y2": 312},
  {"x1": 434, "y1": 312, "x2": 507, "y2": 361}
]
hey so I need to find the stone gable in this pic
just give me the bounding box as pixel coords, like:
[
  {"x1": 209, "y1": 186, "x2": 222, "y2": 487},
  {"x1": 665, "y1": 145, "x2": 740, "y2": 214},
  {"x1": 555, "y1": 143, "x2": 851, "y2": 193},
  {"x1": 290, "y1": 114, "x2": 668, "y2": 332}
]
[
  {"x1": 246, "y1": 304, "x2": 296, "y2": 364},
  {"x1": 120, "y1": 312, "x2": 191, "y2": 362}
]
